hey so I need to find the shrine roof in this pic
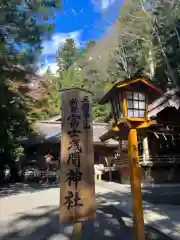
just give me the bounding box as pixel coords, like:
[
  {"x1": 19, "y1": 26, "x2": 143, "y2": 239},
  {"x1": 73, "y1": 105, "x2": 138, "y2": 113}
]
[{"x1": 21, "y1": 121, "x2": 119, "y2": 147}]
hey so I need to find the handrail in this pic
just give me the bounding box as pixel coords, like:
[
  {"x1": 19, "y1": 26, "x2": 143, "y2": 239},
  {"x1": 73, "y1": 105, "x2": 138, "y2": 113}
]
[{"x1": 116, "y1": 154, "x2": 180, "y2": 166}]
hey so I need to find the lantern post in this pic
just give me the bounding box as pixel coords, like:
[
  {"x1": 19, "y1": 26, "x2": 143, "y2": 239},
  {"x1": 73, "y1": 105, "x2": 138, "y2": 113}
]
[{"x1": 99, "y1": 75, "x2": 163, "y2": 240}]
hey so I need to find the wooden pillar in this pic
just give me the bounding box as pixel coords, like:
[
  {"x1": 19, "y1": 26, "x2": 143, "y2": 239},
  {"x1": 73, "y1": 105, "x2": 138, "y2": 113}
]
[
  {"x1": 119, "y1": 140, "x2": 122, "y2": 154},
  {"x1": 143, "y1": 137, "x2": 149, "y2": 163},
  {"x1": 73, "y1": 222, "x2": 82, "y2": 240},
  {"x1": 128, "y1": 128, "x2": 145, "y2": 240}
]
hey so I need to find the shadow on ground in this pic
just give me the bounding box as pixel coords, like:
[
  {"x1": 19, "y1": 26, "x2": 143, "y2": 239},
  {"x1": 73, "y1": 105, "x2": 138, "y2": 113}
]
[
  {"x1": 0, "y1": 182, "x2": 177, "y2": 239},
  {"x1": 0, "y1": 182, "x2": 59, "y2": 198},
  {"x1": 142, "y1": 186, "x2": 180, "y2": 205},
  {"x1": 0, "y1": 205, "x2": 133, "y2": 240},
  {"x1": 98, "y1": 180, "x2": 180, "y2": 205},
  {"x1": 0, "y1": 199, "x2": 173, "y2": 240},
  {"x1": 96, "y1": 192, "x2": 174, "y2": 240}
]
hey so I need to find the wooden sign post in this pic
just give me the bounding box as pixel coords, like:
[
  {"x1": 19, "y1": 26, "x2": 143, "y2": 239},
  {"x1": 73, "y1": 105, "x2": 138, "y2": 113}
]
[{"x1": 60, "y1": 88, "x2": 96, "y2": 238}]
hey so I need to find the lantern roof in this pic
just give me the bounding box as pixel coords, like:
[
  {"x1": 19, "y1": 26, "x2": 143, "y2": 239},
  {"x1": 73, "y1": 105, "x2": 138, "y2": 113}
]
[{"x1": 99, "y1": 75, "x2": 163, "y2": 105}]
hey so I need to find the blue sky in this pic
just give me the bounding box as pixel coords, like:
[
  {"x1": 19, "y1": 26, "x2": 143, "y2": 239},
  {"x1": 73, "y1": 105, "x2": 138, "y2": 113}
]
[{"x1": 39, "y1": 0, "x2": 124, "y2": 74}]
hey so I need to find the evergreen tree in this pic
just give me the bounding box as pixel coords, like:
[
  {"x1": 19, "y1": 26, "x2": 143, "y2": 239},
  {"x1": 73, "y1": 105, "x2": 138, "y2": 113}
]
[
  {"x1": 107, "y1": 0, "x2": 180, "y2": 88},
  {"x1": 56, "y1": 38, "x2": 78, "y2": 71},
  {"x1": 0, "y1": 0, "x2": 60, "y2": 181},
  {"x1": 108, "y1": 0, "x2": 154, "y2": 81},
  {"x1": 152, "y1": 0, "x2": 180, "y2": 86}
]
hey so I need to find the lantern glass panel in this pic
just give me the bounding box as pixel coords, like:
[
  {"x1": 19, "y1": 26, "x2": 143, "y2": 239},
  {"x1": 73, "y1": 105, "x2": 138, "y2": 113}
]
[
  {"x1": 139, "y1": 110, "x2": 145, "y2": 117},
  {"x1": 126, "y1": 91, "x2": 146, "y2": 118},
  {"x1": 133, "y1": 92, "x2": 139, "y2": 100},
  {"x1": 128, "y1": 110, "x2": 134, "y2": 117},
  {"x1": 139, "y1": 93, "x2": 145, "y2": 100},
  {"x1": 134, "y1": 110, "x2": 139, "y2": 117},
  {"x1": 126, "y1": 91, "x2": 133, "y2": 99},
  {"x1": 127, "y1": 100, "x2": 133, "y2": 108},
  {"x1": 139, "y1": 101, "x2": 146, "y2": 109},
  {"x1": 134, "y1": 101, "x2": 139, "y2": 109}
]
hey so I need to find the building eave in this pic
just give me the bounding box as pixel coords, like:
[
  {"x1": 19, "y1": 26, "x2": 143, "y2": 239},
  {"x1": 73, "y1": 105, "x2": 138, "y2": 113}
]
[
  {"x1": 22, "y1": 121, "x2": 119, "y2": 147},
  {"x1": 148, "y1": 87, "x2": 180, "y2": 118}
]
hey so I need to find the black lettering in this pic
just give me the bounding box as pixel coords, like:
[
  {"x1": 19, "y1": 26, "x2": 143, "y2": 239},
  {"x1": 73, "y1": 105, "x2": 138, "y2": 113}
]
[
  {"x1": 69, "y1": 98, "x2": 78, "y2": 113},
  {"x1": 65, "y1": 168, "x2": 82, "y2": 189},
  {"x1": 64, "y1": 191, "x2": 83, "y2": 210},
  {"x1": 68, "y1": 138, "x2": 82, "y2": 153},
  {"x1": 68, "y1": 152, "x2": 81, "y2": 168},
  {"x1": 83, "y1": 122, "x2": 90, "y2": 130},
  {"x1": 81, "y1": 96, "x2": 90, "y2": 129},
  {"x1": 67, "y1": 114, "x2": 80, "y2": 129},
  {"x1": 68, "y1": 129, "x2": 81, "y2": 138}
]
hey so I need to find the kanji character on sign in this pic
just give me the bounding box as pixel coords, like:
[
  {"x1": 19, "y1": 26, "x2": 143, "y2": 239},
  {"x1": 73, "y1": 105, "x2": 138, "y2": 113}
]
[
  {"x1": 65, "y1": 168, "x2": 82, "y2": 189},
  {"x1": 69, "y1": 98, "x2": 78, "y2": 113},
  {"x1": 64, "y1": 191, "x2": 83, "y2": 210},
  {"x1": 68, "y1": 129, "x2": 81, "y2": 138},
  {"x1": 68, "y1": 138, "x2": 82, "y2": 153},
  {"x1": 81, "y1": 96, "x2": 90, "y2": 129},
  {"x1": 81, "y1": 96, "x2": 90, "y2": 117},
  {"x1": 68, "y1": 151, "x2": 81, "y2": 168},
  {"x1": 67, "y1": 114, "x2": 80, "y2": 129}
]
